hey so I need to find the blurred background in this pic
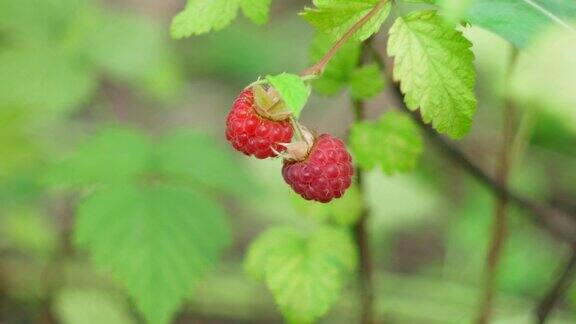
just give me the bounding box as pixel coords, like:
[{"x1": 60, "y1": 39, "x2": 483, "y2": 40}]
[{"x1": 0, "y1": 0, "x2": 575, "y2": 323}]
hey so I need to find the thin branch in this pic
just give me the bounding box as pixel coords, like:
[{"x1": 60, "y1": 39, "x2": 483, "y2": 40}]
[
  {"x1": 477, "y1": 47, "x2": 520, "y2": 324},
  {"x1": 351, "y1": 39, "x2": 376, "y2": 324},
  {"x1": 536, "y1": 247, "x2": 576, "y2": 323},
  {"x1": 368, "y1": 43, "x2": 576, "y2": 245},
  {"x1": 301, "y1": 0, "x2": 389, "y2": 77}
]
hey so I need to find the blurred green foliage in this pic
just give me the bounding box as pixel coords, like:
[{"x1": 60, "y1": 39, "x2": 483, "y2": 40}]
[{"x1": 0, "y1": 0, "x2": 575, "y2": 323}]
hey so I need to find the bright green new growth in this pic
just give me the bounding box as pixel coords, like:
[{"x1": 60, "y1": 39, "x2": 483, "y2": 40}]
[
  {"x1": 309, "y1": 33, "x2": 385, "y2": 98},
  {"x1": 350, "y1": 111, "x2": 423, "y2": 174},
  {"x1": 245, "y1": 227, "x2": 357, "y2": 323},
  {"x1": 76, "y1": 185, "x2": 230, "y2": 324},
  {"x1": 170, "y1": 0, "x2": 273, "y2": 38},
  {"x1": 350, "y1": 64, "x2": 386, "y2": 99},
  {"x1": 266, "y1": 73, "x2": 311, "y2": 118},
  {"x1": 47, "y1": 128, "x2": 240, "y2": 324},
  {"x1": 387, "y1": 10, "x2": 477, "y2": 138},
  {"x1": 301, "y1": 0, "x2": 392, "y2": 41}
]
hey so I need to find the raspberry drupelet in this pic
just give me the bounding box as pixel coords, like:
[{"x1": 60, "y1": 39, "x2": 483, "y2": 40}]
[
  {"x1": 282, "y1": 134, "x2": 353, "y2": 203},
  {"x1": 225, "y1": 87, "x2": 294, "y2": 159}
]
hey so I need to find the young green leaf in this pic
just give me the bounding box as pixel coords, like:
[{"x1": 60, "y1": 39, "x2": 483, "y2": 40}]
[
  {"x1": 0, "y1": 48, "x2": 96, "y2": 115},
  {"x1": 349, "y1": 64, "x2": 386, "y2": 99},
  {"x1": 350, "y1": 111, "x2": 423, "y2": 174},
  {"x1": 45, "y1": 128, "x2": 151, "y2": 188},
  {"x1": 76, "y1": 184, "x2": 230, "y2": 324},
  {"x1": 171, "y1": 0, "x2": 239, "y2": 38},
  {"x1": 387, "y1": 10, "x2": 476, "y2": 138},
  {"x1": 154, "y1": 131, "x2": 254, "y2": 196},
  {"x1": 240, "y1": 0, "x2": 273, "y2": 25},
  {"x1": 170, "y1": 0, "x2": 274, "y2": 38},
  {"x1": 291, "y1": 185, "x2": 363, "y2": 227},
  {"x1": 309, "y1": 33, "x2": 361, "y2": 95},
  {"x1": 245, "y1": 226, "x2": 357, "y2": 323},
  {"x1": 46, "y1": 128, "x2": 251, "y2": 323},
  {"x1": 301, "y1": 0, "x2": 392, "y2": 41},
  {"x1": 266, "y1": 73, "x2": 311, "y2": 118},
  {"x1": 309, "y1": 33, "x2": 385, "y2": 98}
]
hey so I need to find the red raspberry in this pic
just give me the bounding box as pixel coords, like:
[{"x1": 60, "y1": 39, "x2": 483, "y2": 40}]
[
  {"x1": 225, "y1": 88, "x2": 294, "y2": 159},
  {"x1": 282, "y1": 134, "x2": 353, "y2": 203}
]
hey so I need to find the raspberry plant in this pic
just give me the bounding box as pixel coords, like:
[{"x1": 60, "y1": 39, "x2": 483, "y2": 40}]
[{"x1": 29, "y1": 0, "x2": 576, "y2": 323}]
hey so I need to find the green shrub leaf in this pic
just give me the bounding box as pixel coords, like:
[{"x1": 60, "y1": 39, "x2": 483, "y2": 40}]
[
  {"x1": 309, "y1": 33, "x2": 385, "y2": 98},
  {"x1": 155, "y1": 131, "x2": 254, "y2": 195},
  {"x1": 301, "y1": 0, "x2": 392, "y2": 41},
  {"x1": 240, "y1": 0, "x2": 273, "y2": 25},
  {"x1": 350, "y1": 64, "x2": 386, "y2": 99},
  {"x1": 309, "y1": 33, "x2": 362, "y2": 95},
  {"x1": 45, "y1": 128, "x2": 151, "y2": 188},
  {"x1": 245, "y1": 226, "x2": 357, "y2": 323},
  {"x1": 0, "y1": 49, "x2": 96, "y2": 115},
  {"x1": 266, "y1": 73, "x2": 311, "y2": 118},
  {"x1": 46, "y1": 127, "x2": 251, "y2": 323},
  {"x1": 350, "y1": 111, "x2": 423, "y2": 174},
  {"x1": 387, "y1": 11, "x2": 477, "y2": 138},
  {"x1": 170, "y1": 0, "x2": 274, "y2": 38},
  {"x1": 76, "y1": 184, "x2": 230, "y2": 324}
]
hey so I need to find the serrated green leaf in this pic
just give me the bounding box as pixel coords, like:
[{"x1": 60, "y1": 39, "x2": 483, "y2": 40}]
[
  {"x1": 291, "y1": 185, "x2": 363, "y2": 227},
  {"x1": 387, "y1": 10, "x2": 477, "y2": 138},
  {"x1": 309, "y1": 34, "x2": 385, "y2": 98},
  {"x1": 170, "y1": 0, "x2": 274, "y2": 38},
  {"x1": 266, "y1": 73, "x2": 311, "y2": 118},
  {"x1": 349, "y1": 63, "x2": 386, "y2": 99},
  {"x1": 0, "y1": 48, "x2": 96, "y2": 114},
  {"x1": 76, "y1": 184, "x2": 230, "y2": 324},
  {"x1": 350, "y1": 111, "x2": 423, "y2": 174},
  {"x1": 171, "y1": 0, "x2": 240, "y2": 38},
  {"x1": 240, "y1": 0, "x2": 273, "y2": 25},
  {"x1": 154, "y1": 130, "x2": 254, "y2": 195},
  {"x1": 245, "y1": 226, "x2": 357, "y2": 323},
  {"x1": 309, "y1": 33, "x2": 361, "y2": 95},
  {"x1": 301, "y1": 0, "x2": 392, "y2": 41},
  {"x1": 54, "y1": 288, "x2": 135, "y2": 324},
  {"x1": 45, "y1": 128, "x2": 151, "y2": 188},
  {"x1": 466, "y1": 0, "x2": 576, "y2": 48},
  {"x1": 437, "y1": 0, "x2": 475, "y2": 25}
]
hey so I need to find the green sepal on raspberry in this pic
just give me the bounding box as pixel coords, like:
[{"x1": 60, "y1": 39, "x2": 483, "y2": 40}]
[{"x1": 225, "y1": 85, "x2": 294, "y2": 159}]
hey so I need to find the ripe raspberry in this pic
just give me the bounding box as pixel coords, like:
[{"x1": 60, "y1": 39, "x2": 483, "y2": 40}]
[
  {"x1": 282, "y1": 134, "x2": 353, "y2": 203},
  {"x1": 225, "y1": 87, "x2": 294, "y2": 159}
]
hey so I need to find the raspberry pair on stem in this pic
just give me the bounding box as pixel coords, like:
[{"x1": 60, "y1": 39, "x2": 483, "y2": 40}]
[{"x1": 225, "y1": 84, "x2": 353, "y2": 203}]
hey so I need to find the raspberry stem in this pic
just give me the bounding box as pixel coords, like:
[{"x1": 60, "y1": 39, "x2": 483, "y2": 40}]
[
  {"x1": 289, "y1": 116, "x2": 310, "y2": 145},
  {"x1": 301, "y1": 0, "x2": 389, "y2": 77}
]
